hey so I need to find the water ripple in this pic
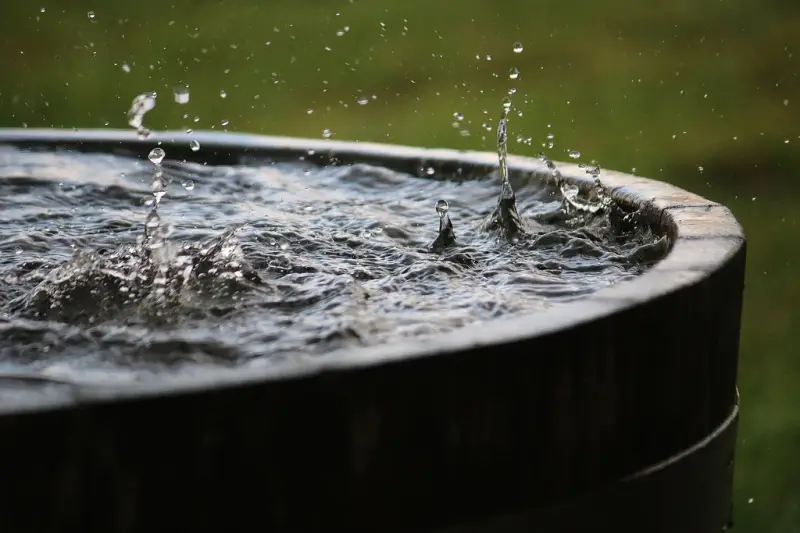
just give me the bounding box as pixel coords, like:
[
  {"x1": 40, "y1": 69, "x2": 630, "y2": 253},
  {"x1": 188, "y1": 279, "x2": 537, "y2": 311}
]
[{"x1": 0, "y1": 147, "x2": 666, "y2": 380}]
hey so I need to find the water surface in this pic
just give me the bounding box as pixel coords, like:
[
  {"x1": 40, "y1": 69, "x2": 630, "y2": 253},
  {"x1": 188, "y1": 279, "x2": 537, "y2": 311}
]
[{"x1": 0, "y1": 146, "x2": 666, "y2": 382}]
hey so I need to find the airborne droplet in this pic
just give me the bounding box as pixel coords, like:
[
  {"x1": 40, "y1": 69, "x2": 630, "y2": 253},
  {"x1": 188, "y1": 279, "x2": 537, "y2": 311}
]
[
  {"x1": 568, "y1": 150, "x2": 581, "y2": 159},
  {"x1": 148, "y1": 148, "x2": 165, "y2": 165},
  {"x1": 509, "y1": 67, "x2": 520, "y2": 80},
  {"x1": 435, "y1": 199, "x2": 449, "y2": 219},
  {"x1": 190, "y1": 140, "x2": 201, "y2": 152},
  {"x1": 126, "y1": 92, "x2": 156, "y2": 131},
  {"x1": 173, "y1": 85, "x2": 190, "y2": 104},
  {"x1": 512, "y1": 42, "x2": 523, "y2": 53}
]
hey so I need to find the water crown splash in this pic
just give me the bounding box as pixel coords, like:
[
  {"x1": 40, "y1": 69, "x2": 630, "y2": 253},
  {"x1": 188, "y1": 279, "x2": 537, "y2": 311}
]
[{"x1": 539, "y1": 151, "x2": 613, "y2": 215}]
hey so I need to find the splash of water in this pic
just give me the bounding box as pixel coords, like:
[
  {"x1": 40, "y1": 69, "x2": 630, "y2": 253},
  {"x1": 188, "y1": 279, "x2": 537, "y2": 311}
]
[
  {"x1": 428, "y1": 199, "x2": 456, "y2": 252},
  {"x1": 148, "y1": 147, "x2": 168, "y2": 206},
  {"x1": 0, "y1": 78, "x2": 664, "y2": 379},
  {"x1": 481, "y1": 98, "x2": 523, "y2": 239},
  {"x1": 126, "y1": 92, "x2": 157, "y2": 139},
  {"x1": 539, "y1": 152, "x2": 613, "y2": 215},
  {"x1": 141, "y1": 148, "x2": 175, "y2": 268},
  {"x1": 124, "y1": 97, "x2": 257, "y2": 310}
]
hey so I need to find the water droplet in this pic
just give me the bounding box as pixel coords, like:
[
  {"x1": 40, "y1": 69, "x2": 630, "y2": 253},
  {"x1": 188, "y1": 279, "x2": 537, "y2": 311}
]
[
  {"x1": 182, "y1": 179, "x2": 195, "y2": 191},
  {"x1": 435, "y1": 199, "x2": 449, "y2": 219},
  {"x1": 148, "y1": 148, "x2": 165, "y2": 165},
  {"x1": 562, "y1": 184, "x2": 580, "y2": 204},
  {"x1": 322, "y1": 128, "x2": 332, "y2": 139},
  {"x1": 356, "y1": 95, "x2": 369, "y2": 105},
  {"x1": 512, "y1": 42, "x2": 523, "y2": 53},
  {"x1": 121, "y1": 63, "x2": 131, "y2": 73},
  {"x1": 145, "y1": 210, "x2": 161, "y2": 230},
  {"x1": 453, "y1": 112, "x2": 464, "y2": 121},
  {"x1": 173, "y1": 85, "x2": 190, "y2": 104},
  {"x1": 509, "y1": 67, "x2": 520, "y2": 80},
  {"x1": 747, "y1": 498, "x2": 754, "y2": 504},
  {"x1": 87, "y1": 11, "x2": 95, "y2": 19},
  {"x1": 189, "y1": 140, "x2": 200, "y2": 152},
  {"x1": 40, "y1": 7, "x2": 46, "y2": 13},
  {"x1": 219, "y1": 90, "x2": 227, "y2": 99},
  {"x1": 221, "y1": 119, "x2": 229, "y2": 126},
  {"x1": 568, "y1": 150, "x2": 581, "y2": 159},
  {"x1": 127, "y1": 92, "x2": 157, "y2": 132},
  {"x1": 151, "y1": 177, "x2": 167, "y2": 194},
  {"x1": 698, "y1": 165, "x2": 704, "y2": 174},
  {"x1": 501, "y1": 96, "x2": 512, "y2": 110}
]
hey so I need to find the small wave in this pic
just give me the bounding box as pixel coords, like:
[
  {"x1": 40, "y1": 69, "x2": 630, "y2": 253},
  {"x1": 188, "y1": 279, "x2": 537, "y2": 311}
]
[{"x1": 0, "y1": 148, "x2": 664, "y2": 379}]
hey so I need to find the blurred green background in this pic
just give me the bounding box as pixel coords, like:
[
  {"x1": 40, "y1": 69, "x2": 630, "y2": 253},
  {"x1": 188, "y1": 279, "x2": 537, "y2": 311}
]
[{"x1": 1, "y1": 0, "x2": 797, "y2": 530}]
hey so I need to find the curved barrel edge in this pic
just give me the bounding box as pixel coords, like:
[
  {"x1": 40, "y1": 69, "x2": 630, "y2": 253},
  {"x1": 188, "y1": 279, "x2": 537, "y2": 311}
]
[{"x1": 431, "y1": 398, "x2": 739, "y2": 533}]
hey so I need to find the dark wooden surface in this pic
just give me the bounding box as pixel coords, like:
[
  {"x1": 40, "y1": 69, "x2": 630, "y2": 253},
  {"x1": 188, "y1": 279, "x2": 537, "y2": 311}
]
[{"x1": 0, "y1": 129, "x2": 746, "y2": 532}]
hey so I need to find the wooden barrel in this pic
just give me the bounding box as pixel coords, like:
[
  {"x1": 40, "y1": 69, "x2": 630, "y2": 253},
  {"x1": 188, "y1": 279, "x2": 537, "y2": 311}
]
[{"x1": 0, "y1": 129, "x2": 746, "y2": 533}]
